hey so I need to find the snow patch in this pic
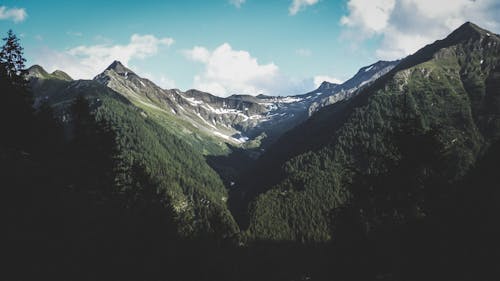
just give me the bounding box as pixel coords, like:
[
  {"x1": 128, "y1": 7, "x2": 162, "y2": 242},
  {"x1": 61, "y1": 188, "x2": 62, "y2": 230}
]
[
  {"x1": 196, "y1": 112, "x2": 217, "y2": 129},
  {"x1": 238, "y1": 136, "x2": 249, "y2": 142},
  {"x1": 279, "y1": 97, "x2": 303, "y2": 103},
  {"x1": 184, "y1": 97, "x2": 204, "y2": 105},
  {"x1": 364, "y1": 65, "x2": 374, "y2": 72},
  {"x1": 211, "y1": 131, "x2": 248, "y2": 144},
  {"x1": 212, "y1": 131, "x2": 238, "y2": 142}
]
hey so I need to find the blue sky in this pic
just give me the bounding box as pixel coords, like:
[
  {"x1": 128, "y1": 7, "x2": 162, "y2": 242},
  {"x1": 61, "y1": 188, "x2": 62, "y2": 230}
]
[{"x1": 1, "y1": 0, "x2": 499, "y2": 96}]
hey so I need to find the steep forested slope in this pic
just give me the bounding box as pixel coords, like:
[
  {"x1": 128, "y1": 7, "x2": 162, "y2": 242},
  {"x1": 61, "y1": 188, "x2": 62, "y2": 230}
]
[
  {"x1": 238, "y1": 22, "x2": 500, "y2": 241},
  {"x1": 28, "y1": 74, "x2": 239, "y2": 237}
]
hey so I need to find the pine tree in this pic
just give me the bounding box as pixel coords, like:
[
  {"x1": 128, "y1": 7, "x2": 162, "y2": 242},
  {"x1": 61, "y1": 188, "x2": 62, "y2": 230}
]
[
  {"x1": 0, "y1": 29, "x2": 27, "y2": 84},
  {"x1": 0, "y1": 29, "x2": 33, "y2": 149}
]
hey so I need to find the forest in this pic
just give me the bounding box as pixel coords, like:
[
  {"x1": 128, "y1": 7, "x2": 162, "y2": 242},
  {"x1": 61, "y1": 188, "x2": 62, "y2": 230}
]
[{"x1": 3, "y1": 23, "x2": 500, "y2": 281}]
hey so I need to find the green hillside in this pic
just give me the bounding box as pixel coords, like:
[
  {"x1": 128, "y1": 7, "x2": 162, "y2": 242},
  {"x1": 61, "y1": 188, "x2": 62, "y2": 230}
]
[
  {"x1": 29, "y1": 76, "x2": 238, "y2": 237},
  {"x1": 239, "y1": 22, "x2": 500, "y2": 241}
]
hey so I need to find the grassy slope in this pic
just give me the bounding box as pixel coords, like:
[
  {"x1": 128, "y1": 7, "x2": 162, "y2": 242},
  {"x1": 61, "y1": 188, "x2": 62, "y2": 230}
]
[{"x1": 112, "y1": 87, "x2": 231, "y2": 156}]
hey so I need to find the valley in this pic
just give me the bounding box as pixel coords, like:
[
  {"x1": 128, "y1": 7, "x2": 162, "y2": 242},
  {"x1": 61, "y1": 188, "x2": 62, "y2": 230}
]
[{"x1": 2, "y1": 17, "x2": 499, "y2": 281}]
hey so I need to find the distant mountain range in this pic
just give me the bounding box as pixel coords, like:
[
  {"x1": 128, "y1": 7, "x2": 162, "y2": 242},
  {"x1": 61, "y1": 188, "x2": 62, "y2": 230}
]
[{"x1": 28, "y1": 56, "x2": 398, "y2": 153}]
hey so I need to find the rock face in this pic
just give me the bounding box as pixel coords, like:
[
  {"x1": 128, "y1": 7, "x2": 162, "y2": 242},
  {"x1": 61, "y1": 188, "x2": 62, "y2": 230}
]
[{"x1": 307, "y1": 60, "x2": 399, "y2": 115}]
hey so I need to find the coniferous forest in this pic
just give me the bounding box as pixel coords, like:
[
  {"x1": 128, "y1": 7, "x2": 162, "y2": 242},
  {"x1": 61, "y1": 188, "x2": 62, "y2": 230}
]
[{"x1": 2, "y1": 20, "x2": 500, "y2": 281}]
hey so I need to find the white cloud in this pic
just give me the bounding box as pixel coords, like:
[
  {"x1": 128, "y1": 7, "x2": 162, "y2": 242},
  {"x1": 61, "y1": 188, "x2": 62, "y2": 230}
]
[
  {"x1": 0, "y1": 6, "x2": 27, "y2": 23},
  {"x1": 158, "y1": 76, "x2": 177, "y2": 89},
  {"x1": 229, "y1": 0, "x2": 246, "y2": 8},
  {"x1": 313, "y1": 75, "x2": 343, "y2": 88},
  {"x1": 142, "y1": 72, "x2": 177, "y2": 89},
  {"x1": 183, "y1": 43, "x2": 315, "y2": 96},
  {"x1": 183, "y1": 43, "x2": 279, "y2": 96},
  {"x1": 295, "y1": 48, "x2": 312, "y2": 57},
  {"x1": 340, "y1": 0, "x2": 500, "y2": 60},
  {"x1": 340, "y1": 0, "x2": 395, "y2": 34},
  {"x1": 182, "y1": 46, "x2": 210, "y2": 63},
  {"x1": 34, "y1": 34, "x2": 174, "y2": 79},
  {"x1": 289, "y1": 0, "x2": 319, "y2": 15}
]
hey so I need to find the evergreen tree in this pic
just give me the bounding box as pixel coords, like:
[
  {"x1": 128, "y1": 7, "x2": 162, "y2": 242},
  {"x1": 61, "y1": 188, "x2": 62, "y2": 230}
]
[
  {"x1": 0, "y1": 29, "x2": 27, "y2": 84},
  {"x1": 0, "y1": 29, "x2": 33, "y2": 149}
]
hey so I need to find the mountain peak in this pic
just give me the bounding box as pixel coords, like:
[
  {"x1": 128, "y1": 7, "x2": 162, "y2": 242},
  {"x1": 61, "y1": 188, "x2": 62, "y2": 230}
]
[
  {"x1": 457, "y1": 21, "x2": 483, "y2": 33},
  {"x1": 27, "y1": 65, "x2": 49, "y2": 78},
  {"x1": 446, "y1": 21, "x2": 489, "y2": 41},
  {"x1": 105, "y1": 60, "x2": 133, "y2": 74},
  {"x1": 27, "y1": 65, "x2": 72, "y2": 81},
  {"x1": 440, "y1": 22, "x2": 499, "y2": 49},
  {"x1": 51, "y1": 70, "x2": 73, "y2": 81},
  {"x1": 318, "y1": 81, "x2": 339, "y2": 90},
  {"x1": 392, "y1": 22, "x2": 497, "y2": 74}
]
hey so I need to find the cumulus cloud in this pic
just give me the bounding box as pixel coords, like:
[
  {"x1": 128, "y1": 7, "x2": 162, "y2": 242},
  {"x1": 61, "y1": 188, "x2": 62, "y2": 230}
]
[
  {"x1": 142, "y1": 72, "x2": 177, "y2": 89},
  {"x1": 183, "y1": 43, "x2": 315, "y2": 96},
  {"x1": 229, "y1": 0, "x2": 246, "y2": 8},
  {"x1": 33, "y1": 34, "x2": 174, "y2": 79},
  {"x1": 0, "y1": 6, "x2": 27, "y2": 23},
  {"x1": 289, "y1": 0, "x2": 319, "y2": 15},
  {"x1": 341, "y1": 0, "x2": 395, "y2": 34},
  {"x1": 183, "y1": 46, "x2": 210, "y2": 63},
  {"x1": 313, "y1": 75, "x2": 343, "y2": 88},
  {"x1": 183, "y1": 43, "x2": 278, "y2": 96},
  {"x1": 340, "y1": 0, "x2": 500, "y2": 60}
]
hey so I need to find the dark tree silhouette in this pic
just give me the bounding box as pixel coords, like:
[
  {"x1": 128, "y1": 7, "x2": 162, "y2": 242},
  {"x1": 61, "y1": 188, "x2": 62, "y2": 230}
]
[
  {"x1": 1, "y1": 29, "x2": 27, "y2": 82},
  {"x1": 67, "y1": 95, "x2": 118, "y2": 199},
  {"x1": 0, "y1": 30, "x2": 33, "y2": 149}
]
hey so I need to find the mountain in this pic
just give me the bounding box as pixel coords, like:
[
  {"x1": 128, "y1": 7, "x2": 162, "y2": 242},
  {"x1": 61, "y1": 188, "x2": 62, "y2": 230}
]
[
  {"x1": 307, "y1": 60, "x2": 399, "y2": 115},
  {"x1": 93, "y1": 60, "x2": 307, "y2": 150},
  {"x1": 236, "y1": 22, "x2": 500, "y2": 242},
  {"x1": 25, "y1": 56, "x2": 404, "y2": 234},
  {"x1": 92, "y1": 59, "x2": 399, "y2": 152},
  {"x1": 7, "y1": 21, "x2": 500, "y2": 281},
  {"x1": 28, "y1": 58, "x2": 398, "y2": 158},
  {"x1": 27, "y1": 65, "x2": 73, "y2": 81},
  {"x1": 26, "y1": 66, "x2": 239, "y2": 238}
]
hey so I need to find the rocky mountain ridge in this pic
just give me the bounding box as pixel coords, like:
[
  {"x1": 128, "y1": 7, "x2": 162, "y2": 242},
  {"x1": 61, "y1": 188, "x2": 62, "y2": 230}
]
[{"x1": 28, "y1": 58, "x2": 399, "y2": 151}]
